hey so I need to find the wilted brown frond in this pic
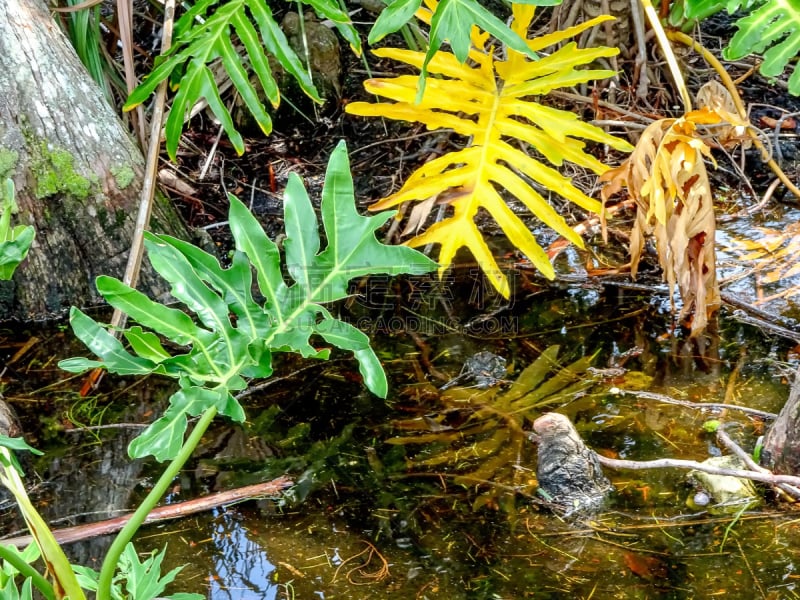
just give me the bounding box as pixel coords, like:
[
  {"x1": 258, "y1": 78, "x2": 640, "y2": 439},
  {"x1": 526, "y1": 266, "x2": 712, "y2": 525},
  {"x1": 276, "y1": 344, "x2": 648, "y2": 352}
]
[{"x1": 601, "y1": 109, "x2": 722, "y2": 336}]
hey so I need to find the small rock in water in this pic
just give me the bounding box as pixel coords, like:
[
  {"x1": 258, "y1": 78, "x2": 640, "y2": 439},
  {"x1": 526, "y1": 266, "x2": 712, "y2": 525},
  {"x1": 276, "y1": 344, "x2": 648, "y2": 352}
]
[
  {"x1": 440, "y1": 351, "x2": 507, "y2": 390},
  {"x1": 686, "y1": 455, "x2": 760, "y2": 514}
]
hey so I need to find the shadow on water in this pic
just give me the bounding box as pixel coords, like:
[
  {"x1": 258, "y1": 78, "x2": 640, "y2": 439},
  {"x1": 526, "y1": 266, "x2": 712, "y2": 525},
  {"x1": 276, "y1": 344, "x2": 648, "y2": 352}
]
[{"x1": 2, "y1": 264, "x2": 800, "y2": 599}]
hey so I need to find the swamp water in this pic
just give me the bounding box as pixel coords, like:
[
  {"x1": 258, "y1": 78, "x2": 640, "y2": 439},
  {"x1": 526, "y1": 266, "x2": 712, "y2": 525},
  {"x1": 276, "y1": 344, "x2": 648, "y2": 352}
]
[{"x1": 2, "y1": 266, "x2": 800, "y2": 599}]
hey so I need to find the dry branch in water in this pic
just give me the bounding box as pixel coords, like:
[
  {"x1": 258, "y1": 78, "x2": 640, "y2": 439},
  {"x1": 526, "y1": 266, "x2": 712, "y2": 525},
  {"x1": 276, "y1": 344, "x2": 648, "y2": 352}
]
[
  {"x1": 0, "y1": 477, "x2": 293, "y2": 549},
  {"x1": 595, "y1": 454, "x2": 800, "y2": 499}
]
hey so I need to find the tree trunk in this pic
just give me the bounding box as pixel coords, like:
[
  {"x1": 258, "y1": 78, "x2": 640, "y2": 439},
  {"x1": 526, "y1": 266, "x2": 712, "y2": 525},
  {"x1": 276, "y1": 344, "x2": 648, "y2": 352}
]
[
  {"x1": 0, "y1": 0, "x2": 189, "y2": 320},
  {"x1": 762, "y1": 366, "x2": 800, "y2": 475}
]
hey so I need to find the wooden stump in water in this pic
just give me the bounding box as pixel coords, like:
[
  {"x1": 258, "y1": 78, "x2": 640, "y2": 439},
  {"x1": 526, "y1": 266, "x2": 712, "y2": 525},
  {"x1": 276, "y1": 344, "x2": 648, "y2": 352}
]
[{"x1": 533, "y1": 412, "x2": 613, "y2": 516}]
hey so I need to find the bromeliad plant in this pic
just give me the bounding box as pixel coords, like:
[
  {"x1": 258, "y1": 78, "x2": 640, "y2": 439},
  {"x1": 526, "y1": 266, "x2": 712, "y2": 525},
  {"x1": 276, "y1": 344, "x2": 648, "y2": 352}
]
[
  {"x1": 57, "y1": 140, "x2": 436, "y2": 599},
  {"x1": 346, "y1": 1, "x2": 633, "y2": 297}
]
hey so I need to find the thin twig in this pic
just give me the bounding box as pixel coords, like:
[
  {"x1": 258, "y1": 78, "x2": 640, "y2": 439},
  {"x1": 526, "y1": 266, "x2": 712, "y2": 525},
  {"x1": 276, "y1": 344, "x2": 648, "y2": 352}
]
[
  {"x1": 611, "y1": 388, "x2": 776, "y2": 419},
  {"x1": 736, "y1": 538, "x2": 767, "y2": 599},
  {"x1": 595, "y1": 454, "x2": 800, "y2": 489},
  {"x1": 717, "y1": 428, "x2": 800, "y2": 500}
]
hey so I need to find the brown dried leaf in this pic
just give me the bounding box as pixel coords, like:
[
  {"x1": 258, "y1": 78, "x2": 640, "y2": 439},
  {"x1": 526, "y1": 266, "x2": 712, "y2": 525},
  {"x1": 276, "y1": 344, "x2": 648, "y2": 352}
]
[
  {"x1": 402, "y1": 195, "x2": 438, "y2": 236},
  {"x1": 696, "y1": 80, "x2": 752, "y2": 150},
  {"x1": 601, "y1": 109, "x2": 722, "y2": 336}
]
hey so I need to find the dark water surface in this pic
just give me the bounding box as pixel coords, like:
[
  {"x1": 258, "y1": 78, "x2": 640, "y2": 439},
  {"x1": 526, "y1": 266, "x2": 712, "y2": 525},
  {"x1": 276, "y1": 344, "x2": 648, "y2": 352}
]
[{"x1": 2, "y1": 267, "x2": 800, "y2": 599}]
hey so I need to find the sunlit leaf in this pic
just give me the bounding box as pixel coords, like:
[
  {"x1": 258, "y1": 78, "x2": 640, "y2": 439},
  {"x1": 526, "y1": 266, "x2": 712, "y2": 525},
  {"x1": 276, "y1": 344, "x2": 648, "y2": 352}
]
[{"x1": 348, "y1": 5, "x2": 631, "y2": 297}]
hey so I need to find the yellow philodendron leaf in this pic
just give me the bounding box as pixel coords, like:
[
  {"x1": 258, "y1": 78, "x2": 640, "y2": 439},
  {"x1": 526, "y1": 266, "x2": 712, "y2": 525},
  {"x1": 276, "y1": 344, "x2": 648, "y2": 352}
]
[{"x1": 346, "y1": 5, "x2": 632, "y2": 297}]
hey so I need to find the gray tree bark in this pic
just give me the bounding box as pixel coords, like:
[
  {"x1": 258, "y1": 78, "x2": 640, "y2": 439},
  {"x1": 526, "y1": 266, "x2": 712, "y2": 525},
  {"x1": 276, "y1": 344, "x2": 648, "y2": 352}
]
[
  {"x1": 762, "y1": 366, "x2": 800, "y2": 476},
  {"x1": 0, "y1": 0, "x2": 189, "y2": 319}
]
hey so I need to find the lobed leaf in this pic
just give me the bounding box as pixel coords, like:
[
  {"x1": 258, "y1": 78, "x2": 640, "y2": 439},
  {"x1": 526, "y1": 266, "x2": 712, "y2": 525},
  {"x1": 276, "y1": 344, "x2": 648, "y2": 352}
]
[
  {"x1": 63, "y1": 141, "x2": 436, "y2": 460},
  {"x1": 61, "y1": 308, "x2": 155, "y2": 375},
  {"x1": 347, "y1": 8, "x2": 631, "y2": 297},
  {"x1": 96, "y1": 275, "x2": 205, "y2": 346},
  {"x1": 124, "y1": 0, "x2": 324, "y2": 161},
  {"x1": 724, "y1": 0, "x2": 800, "y2": 94},
  {"x1": 128, "y1": 387, "x2": 229, "y2": 461}
]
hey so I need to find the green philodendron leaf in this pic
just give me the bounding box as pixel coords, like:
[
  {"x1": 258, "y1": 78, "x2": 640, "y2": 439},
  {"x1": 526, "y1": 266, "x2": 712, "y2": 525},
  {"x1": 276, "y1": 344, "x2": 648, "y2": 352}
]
[
  {"x1": 0, "y1": 228, "x2": 34, "y2": 280},
  {"x1": 59, "y1": 308, "x2": 155, "y2": 376},
  {"x1": 0, "y1": 180, "x2": 35, "y2": 281},
  {"x1": 228, "y1": 195, "x2": 287, "y2": 319},
  {"x1": 302, "y1": 0, "x2": 361, "y2": 52},
  {"x1": 129, "y1": 387, "x2": 231, "y2": 461},
  {"x1": 97, "y1": 276, "x2": 204, "y2": 346},
  {"x1": 64, "y1": 140, "x2": 436, "y2": 461},
  {"x1": 314, "y1": 143, "x2": 438, "y2": 300},
  {"x1": 369, "y1": 0, "x2": 424, "y2": 44},
  {"x1": 124, "y1": 0, "x2": 320, "y2": 161},
  {"x1": 155, "y1": 235, "x2": 270, "y2": 337},
  {"x1": 124, "y1": 327, "x2": 171, "y2": 362},
  {"x1": 283, "y1": 173, "x2": 321, "y2": 294},
  {"x1": 261, "y1": 141, "x2": 437, "y2": 391},
  {"x1": 724, "y1": 0, "x2": 800, "y2": 94},
  {"x1": 418, "y1": 0, "x2": 539, "y2": 99},
  {"x1": 315, "y1": 318, "x2": 387, "y2": 397},
  {"x1": 119, "y1": 543, "x2": 201, "y2": 600},
  {"x1": 144, "y1": 235, "x2": 233, "y2": 335}
]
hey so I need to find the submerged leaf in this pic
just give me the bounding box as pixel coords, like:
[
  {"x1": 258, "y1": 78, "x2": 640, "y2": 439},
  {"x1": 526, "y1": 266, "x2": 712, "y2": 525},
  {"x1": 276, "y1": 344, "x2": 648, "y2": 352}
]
[{"x1": 387, "y1": 346, "x2": 595, "y2": 499}]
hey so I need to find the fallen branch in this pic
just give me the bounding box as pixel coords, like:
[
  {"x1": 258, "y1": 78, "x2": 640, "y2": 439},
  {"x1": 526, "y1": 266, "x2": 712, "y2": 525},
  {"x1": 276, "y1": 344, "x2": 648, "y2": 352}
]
[
  {"x1": 0, "y1": 477, "x2": 293, "y2": 549},
  {"x1": 717, "y1": 429, "x2": 800, "y2": 500},
  {"x1": 611, "y1": 388, "x2": 776, "y2": 420},
  {"x1": 595, "y1": 454, "x2": 800, "y2": 495}
]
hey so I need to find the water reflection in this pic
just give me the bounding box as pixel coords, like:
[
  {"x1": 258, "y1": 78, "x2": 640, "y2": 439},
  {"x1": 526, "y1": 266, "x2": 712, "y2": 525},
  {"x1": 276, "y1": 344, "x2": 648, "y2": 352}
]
[{"x1": 205, "y1": 508, "x2": 279, "y2": 600}]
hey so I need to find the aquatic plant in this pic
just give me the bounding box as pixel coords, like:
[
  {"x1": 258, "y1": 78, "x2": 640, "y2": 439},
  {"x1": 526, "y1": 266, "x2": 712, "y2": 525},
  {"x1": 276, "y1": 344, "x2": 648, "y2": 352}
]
[{"x1": 57, "y1": 141, "x2": 436, "y2": 599}]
